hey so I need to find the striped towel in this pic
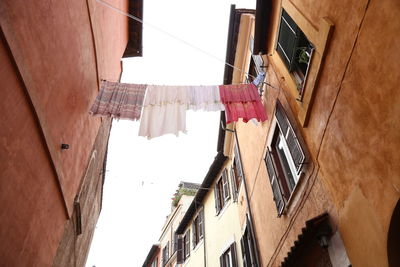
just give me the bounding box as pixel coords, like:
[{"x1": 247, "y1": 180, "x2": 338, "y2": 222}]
[{"x1": 89, "y1": 80, "x2": 147, "y2": 121}]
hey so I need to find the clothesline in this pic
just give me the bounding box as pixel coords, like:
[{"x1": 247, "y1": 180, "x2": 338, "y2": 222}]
[
  {"x1": 89, "y1": 77, "x2": 268, "y2": 139},
  {"x1": 95, "y1": 0, "x2": 259, "y2": 81}
]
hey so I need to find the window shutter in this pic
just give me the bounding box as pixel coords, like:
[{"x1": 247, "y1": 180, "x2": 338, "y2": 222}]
[
  {"x1": 192, "y1": 221, "x2": 197, "y2": 247},
  {"x1": 240, "y1": 237, "x2": 248, "y2": 267},
  {"x1": 276, "y1": 9, "x2": 300, "y2": 71},
  {"x1": 220, "y1": 254, "x2": 225, "y2": 267},
  {"x1": 231, "y1": 242, "x2": 238, "y2": 267},
  {"x1": 230, "y1": 167, "x2": 238, "y2": 202},
  {"x1": 199, "y1": 210, "x2": 204, "y2": 239},
  {"x1": 177, "y1": 236, "x2": 183, "y2": 264},
  {"x1": 245, "y1": 216, "x2": 258, "y2": 267},
  {"x1": 186, "y1": 230, "x2": 190, "y2": 257},
  {"x1": 265, "y1": 151, "x2": 285, "y2": 216},
  {"x1": 276, "y1": 101, "x2": 305, "y2": 172},
  {"x1": 222, "y1": 170, "x2": 230, "y2": 201},
  {"x1": 214, "y1": 184, "x2": 221, "y2": 213},
  {"x1": 275, "y1": 102, "x2": 289, "y2": 135},
  {"x1": 234, "y1": 144, "x2": 244, "y2": 179},
  {"x1": 286, "y1": 128, "x2": 305, "y2": 172}
]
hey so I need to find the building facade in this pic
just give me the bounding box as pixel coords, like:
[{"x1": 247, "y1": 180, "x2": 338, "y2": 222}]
[
  {"x1": 152, "y1": 182, "x2": 200, "y2": 267},
  {"x1": 226, "y1": 0, "x2": 399, "y2": 266},
  {"x1": 0, "y1": 0, "x2": 142, "y2": 266},
  {"x1": 142, "y1": 244, "x2": 161, "y2": 267}
]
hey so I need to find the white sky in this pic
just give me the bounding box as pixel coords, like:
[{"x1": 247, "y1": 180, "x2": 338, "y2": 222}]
[{"x1": 86, "y1": 0, "x2": 255, "y2": 266}]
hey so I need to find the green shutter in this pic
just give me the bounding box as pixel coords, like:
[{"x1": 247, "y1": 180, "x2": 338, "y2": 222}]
[
  {"x1": 265, "y1": 151, "x2": 285, "y2": 216},
  {"x1": 276, "y1": 9, "x2": 300, "y2": 71}
]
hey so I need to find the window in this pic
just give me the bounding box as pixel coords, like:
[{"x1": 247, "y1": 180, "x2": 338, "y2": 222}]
[
  {"x1": 220, "y1": 243, "x2": 238, "y2": 267},
  {"x1": 231, "y1": 144, "x2": 243, "y2": 202},
  {"x1": 249, "y1": 37, "x2": 265, "y2": 77},
  {"x1": 240, "y1": 217, "x2": 258, "y2": 267},
  {"x1": 162, "y1": 242, "x2": 169, "y2": 266},
  {"x1": 184, "y1": 230, "x2": 190, "y2": 259},
  {"x1": 192, "y1": 210, "x2": 204, "y2": 247},
  {"x1": 177, "y1": 230, "x2": 190, "y2": 264},
  {"x1": 173, "y1": 231, "x2": 178, "y2": 253},
  {"x1": 151, "y1": 257, "x2": 158, "y2": 267},
  {"x1": 265, "y1": 101, "x2": 305, "y2": 216},
  {"x1": 276, "y1": 8, "x2": 314, "y2": 96},
  {"x1": 214, "y1": 169, "x2": 231, "y2": 213}
]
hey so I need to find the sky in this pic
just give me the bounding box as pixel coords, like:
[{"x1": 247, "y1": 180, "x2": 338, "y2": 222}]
[{"x1": 86, "y1": 0, "x2": 256, "y2": 266}]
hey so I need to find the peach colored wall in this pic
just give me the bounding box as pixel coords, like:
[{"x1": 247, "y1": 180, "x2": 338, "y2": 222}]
[
  {"x1": 0, "y1": 33, "x2": 66, "y2": 267},
  {"x1": 0, "y1": 0, "x2": 129, "y2": 265},
  {"x1": 317, "y1": 0, "x2": 400, "y2": 265},
  {"x1": 235, "y1": 0, "x2": 400, "y2": 266}
]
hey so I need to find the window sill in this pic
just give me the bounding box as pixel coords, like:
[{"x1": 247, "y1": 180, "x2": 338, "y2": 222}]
[
  {"x1": 193, "y1": 239, "x2": 204, "y2": 253},
  {"x1": 281, "y1": 170, "x2": 306, "y2": 216},
  {"x1": 273, "y1": 0, "x2": 334, "y2": 127},
  {"x1": 216, "y1": 199, "x2": 232, "y2": 219}
]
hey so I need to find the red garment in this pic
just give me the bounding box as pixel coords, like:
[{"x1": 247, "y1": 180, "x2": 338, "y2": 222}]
[{"x1": 219, "y1": 83, "x2": 267, "y2": 124}]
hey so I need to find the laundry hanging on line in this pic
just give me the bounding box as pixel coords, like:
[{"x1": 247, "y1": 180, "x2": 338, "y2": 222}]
[
  {"x1": 139, "y1": 85, "x2": 224, "y2": 139},
  {"x1": 89, "y1": 81, "x2": 146, "y2": 121},
  {"x1": 89, "y1": 75, "x2": 267, "y2": 139}
]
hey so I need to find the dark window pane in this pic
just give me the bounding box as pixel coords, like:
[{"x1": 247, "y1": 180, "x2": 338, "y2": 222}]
[{"x1": 277, "y1": 9, "x2": 299, "y2": 70}]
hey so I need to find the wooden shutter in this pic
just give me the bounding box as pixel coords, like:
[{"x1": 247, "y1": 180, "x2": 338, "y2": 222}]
[
  {"x1": 240, "y1": 237, "x2": 248, "y2": 267},
  {"x1": 245, "y1": 216, "x2": 258, "y2": 267},
  {"x1": 192, "y1": 220, "x2": 197, "y2": 247},
  {"x1": 186, "y1": 230, "x2": 190, "y2": 257},
  {"x1": 265, "y1": 151, "x2": 285, "y2": 216},
  {"x1": 276, "y1": 9, "x2": 300, "y2": 71},
  {"x1": 231, "y1": 242, "x2": 238, "y2": 267},
  {"x1": 234, "y1": 144, "x2": 244, "y2": 180},
  {"x1": 222, "y1": 170, "x2": 230, "y2": 201},
  {"x1": 214, "y1": 184, "x2": 221, "y2": 213},
  {"x1": 199, "y1": 210, "x2": 204, "y2": 239},
  {"x1": 177, "y1": 235, "x2": 183, "y2": 264},
  {"x1": 220, "y1": 254, "x2": 225, "y2": 267},
  {"x1": 230, "y1": 167, "x2": 238, "y2": 202},
  {"x1": 276, "y1": 101, "x2": 305, "y2": 172}
]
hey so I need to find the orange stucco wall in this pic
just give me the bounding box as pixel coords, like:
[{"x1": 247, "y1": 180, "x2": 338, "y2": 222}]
[
  {"x1": 235, "y1": 0, "x2": 400, "y2": 266},
  {"x1": 0, "y1": 33, "x2": 66, "y2": 267},
  {"x1": 0, "y1": 0, "x2": 129, "y2": 265}
]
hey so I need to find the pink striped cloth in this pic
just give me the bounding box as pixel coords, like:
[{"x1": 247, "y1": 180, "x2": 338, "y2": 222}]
[
  {"x1": 219, "y1": 83, "x2": 267, "y2": 124},
  {"x1": 89, "y1": 81, "x2": 147, "y2": 120}
]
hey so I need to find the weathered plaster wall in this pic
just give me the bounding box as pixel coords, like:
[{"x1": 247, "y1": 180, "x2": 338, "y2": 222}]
[
  {"x1": 88, "y1": 0, "x2": 128, "y2": 81},
  {"x1": 0, "y1": 0, "x2": 129, "y2": 265},
  {"x1": 236, "y1": 0, "x2": 399, "y2": 266},
  {"x1": 317, "y1": 0, "x2": 400, "y2": 265},
  {"x1": 202, "y1": 163, "x2": 244, "y2": 267},
  {"x1": 53, "y1": 118, "x2": 112, "y2": 267},
  {"x1": 0, "y1": 31, "x2": 66, "y2": 267},
  {"x1": 0, "y1": 0, "x2": 101, "y2": 213}
]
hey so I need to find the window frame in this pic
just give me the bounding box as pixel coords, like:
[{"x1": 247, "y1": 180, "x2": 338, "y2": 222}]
[
  {"x1": 276, "y1": 8, "x2": 314, "y2": 97},
  {"x1": 264, "y1": 101, "x2": 306, "y2": 216},
  {"x1": 220, "y1": 242, "x2": 238, "y2": 267},
  {"x1": 184, "y1": 230, "x2": 190, "y2": 260},
  {"x1": 214, "y1": 169, "x2": 231, "y2": 214},
  {"x1": 272, "y1": 0, "x2": 334, "y2": 126},
  {"x1": 151, "y1": 257, "x2": 158, "y2": 267},
  {"x1": 231, "y1": 143, "x2": 243, "y2": 202},
  {"x1": 192, "y1": 210, "x2": 204, "y2": 247},
  {"x1": 240, "y1": 215, "x2": 258, "y2": 267},
  {"x1": 162, "y1": 241, "x2": 169, "y2": 267}
]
